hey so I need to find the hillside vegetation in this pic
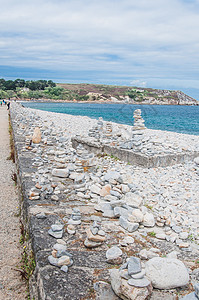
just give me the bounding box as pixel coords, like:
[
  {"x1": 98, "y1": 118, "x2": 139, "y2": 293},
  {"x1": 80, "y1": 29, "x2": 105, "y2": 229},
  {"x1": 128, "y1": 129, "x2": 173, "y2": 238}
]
[{"x1": 0, "y1": 79, "x2": 197, "y2": 105}]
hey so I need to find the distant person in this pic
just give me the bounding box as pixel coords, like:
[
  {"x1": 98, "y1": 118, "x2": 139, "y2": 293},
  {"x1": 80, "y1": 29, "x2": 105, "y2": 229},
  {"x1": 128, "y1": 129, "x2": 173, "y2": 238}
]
[
  {"x1": 7, "y1": 102, "x2": 10, "y2": 110},
  {"x1": 0, "y1": 101, "x2": 2, "y2": 106}
]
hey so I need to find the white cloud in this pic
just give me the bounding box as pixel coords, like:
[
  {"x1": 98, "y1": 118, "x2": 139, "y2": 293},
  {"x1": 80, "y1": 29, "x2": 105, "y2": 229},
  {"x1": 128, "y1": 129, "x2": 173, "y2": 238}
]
[
  {"x1": 130, "y1": 80, "x2": 147, "y2": 87},
  {"x1": 0, "y1": 0, "x2": 199, "y2": 89}
]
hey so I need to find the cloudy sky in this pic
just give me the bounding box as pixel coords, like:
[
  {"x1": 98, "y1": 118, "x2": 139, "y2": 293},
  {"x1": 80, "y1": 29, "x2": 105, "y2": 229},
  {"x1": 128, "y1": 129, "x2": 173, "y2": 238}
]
[{"x1": 1, "y1": 0, "x2": 199, "y2": 98}]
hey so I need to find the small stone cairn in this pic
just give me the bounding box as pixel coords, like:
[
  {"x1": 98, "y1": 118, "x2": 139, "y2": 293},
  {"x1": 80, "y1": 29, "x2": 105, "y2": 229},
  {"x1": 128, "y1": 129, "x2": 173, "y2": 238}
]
[
  {"x1": 131, "y1": 109, "x2": 146, "y2": 151},
  {"x1": 84, "y1": 220, "x2": 106, "y2": 248},
  {"x1": 88, "y1": 117, "x2": 104, "y2": 140}
]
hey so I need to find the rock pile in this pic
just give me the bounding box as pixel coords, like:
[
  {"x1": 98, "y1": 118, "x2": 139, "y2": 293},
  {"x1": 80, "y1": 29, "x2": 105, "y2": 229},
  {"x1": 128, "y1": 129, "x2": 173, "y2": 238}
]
[{"x1": 10, "y1": 102, "x2": 199, "y2": 299}]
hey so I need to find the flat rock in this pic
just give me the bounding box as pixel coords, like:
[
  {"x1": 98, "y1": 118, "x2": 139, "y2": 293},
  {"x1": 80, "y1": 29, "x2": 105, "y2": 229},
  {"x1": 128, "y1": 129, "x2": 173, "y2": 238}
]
[
  {"x1": 48, "y1": 229, "x2": 63, "y2": 239},
  {"x1": 128, "y1": 277, "x2": 151, "y2": 287},
  {"x1": 48, "y1": 255, "x2": 58, "y2": 267},
  {"x1": 84, "y1": 237, "x2": 102, "y2": 248},
  {"x1": 52, "y1": 168, "x2": 69, "y2": 178},
  {"x1": 123, "y1": 192, "x2": 142, "y2": 208},
  {"x1": 87, "y1": 228, "x2": 106, "y2": 242},
  {"x1": 106, "y1": 246, "x2": 123, "y2": 264},
  {"x1": 145, "y1": 257, "x2": 189, "y2": 289}
]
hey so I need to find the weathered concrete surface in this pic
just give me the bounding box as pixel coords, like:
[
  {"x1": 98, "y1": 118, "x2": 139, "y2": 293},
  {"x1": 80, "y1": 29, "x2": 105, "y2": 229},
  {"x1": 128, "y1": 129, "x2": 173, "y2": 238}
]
[{"x1": 72, "y1": 136, "x2": 199, "y2": 168}]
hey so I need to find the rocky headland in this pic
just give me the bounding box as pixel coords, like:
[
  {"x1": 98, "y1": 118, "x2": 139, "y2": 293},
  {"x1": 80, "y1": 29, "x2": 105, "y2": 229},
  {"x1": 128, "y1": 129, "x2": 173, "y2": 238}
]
[{"x1": 10, "y1": 102, "x2": 199, "y2": 299}]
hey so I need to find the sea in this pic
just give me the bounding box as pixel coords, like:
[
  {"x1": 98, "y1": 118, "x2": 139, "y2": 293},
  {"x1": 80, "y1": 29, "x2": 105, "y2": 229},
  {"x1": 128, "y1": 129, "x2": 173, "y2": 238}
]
[{"x1": 21, "y1": 102, "x2": 199, "y2": 136}]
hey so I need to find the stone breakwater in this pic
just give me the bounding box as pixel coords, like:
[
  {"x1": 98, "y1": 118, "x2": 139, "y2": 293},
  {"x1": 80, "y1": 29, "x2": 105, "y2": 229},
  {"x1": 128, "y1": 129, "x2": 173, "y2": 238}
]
[{"x1": 10, "y1": 102, "x2": 199, "y2": 300}]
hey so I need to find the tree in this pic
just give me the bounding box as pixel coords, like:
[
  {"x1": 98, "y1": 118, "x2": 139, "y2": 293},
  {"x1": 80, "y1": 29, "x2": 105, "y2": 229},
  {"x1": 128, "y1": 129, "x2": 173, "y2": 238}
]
[
  {"x1": 47, "y1": 80, "x2": 56, "y2": 87},
  {"x1": 0, "y1": 78, "x2": 6, "y2": 90},
  {"x1": 14, "y1": 79, "x2": 25, "y2": 88},
  {"x1": 4, "y1": 80, "x2": 16, "y2": 90}
]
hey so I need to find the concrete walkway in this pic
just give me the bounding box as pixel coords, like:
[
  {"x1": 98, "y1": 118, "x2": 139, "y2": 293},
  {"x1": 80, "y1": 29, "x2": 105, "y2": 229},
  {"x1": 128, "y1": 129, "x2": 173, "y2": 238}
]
[{"x1": 0, "y1": 106, "x2": 26, "y2": 299}]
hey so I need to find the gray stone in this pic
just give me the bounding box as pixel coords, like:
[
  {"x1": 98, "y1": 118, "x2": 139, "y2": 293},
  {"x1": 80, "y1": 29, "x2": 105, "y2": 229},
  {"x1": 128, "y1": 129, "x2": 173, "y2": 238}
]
[
  {"x1": 128, "y1": 277, "x2": 151, "y2": 287},
  {"x1": 128, "y1": 257, "x2": 142, "y2": 275},
  {"x1": 53, "y1": 244, "x2": 67, "y2": 251},
  {"x1": 68, "y1": 219, "x2": 81, "y2": 225},
  {"x1": 119, "y1": 216, "x2": 128, "y2": 230},
  {"x1": 114, "y1": 207, "x2": 129, "y2": 218},
  {"x1": 195, "y1": 283, "x2": 199, "y2": 298},
  {"x1": 106, "y1": 246, "x2": 123, "y2": 260},
  {"x1": 51, "y1": 224, "x2": 64, "y2": 232},
  {"x1": 60, "y1": 265, "x2": 69, "y2": 273},
  {"x1": 131, "y1": 269, "x2": 146, "y2": 279},
  {"x1": 104, "y1": 171, "x2": 121, "y2": 182},
  {"x1": 48, "y1": 255, "x2": 59, "y2": 267},
  {"x1": 48, "y1": 229, "x2": 63, "y2": 239},
  {"x1": 145, "y1": 257, "x2": 189, "y2": 289},
  {"x1": 128, "y1": 223, "x2": 139, "y2": 233},
  {"x1": 91, "y1": 227, "x2": 99, "y2": 235},
  {"x1": 56, "y1": 250, "x2": 73, "y2": 258}
]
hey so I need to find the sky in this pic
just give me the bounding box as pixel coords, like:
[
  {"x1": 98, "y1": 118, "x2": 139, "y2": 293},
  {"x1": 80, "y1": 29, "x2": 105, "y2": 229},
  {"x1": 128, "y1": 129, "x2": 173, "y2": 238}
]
[{"x1": 1, "y1": 0, "x2": 199, "y2": 99}]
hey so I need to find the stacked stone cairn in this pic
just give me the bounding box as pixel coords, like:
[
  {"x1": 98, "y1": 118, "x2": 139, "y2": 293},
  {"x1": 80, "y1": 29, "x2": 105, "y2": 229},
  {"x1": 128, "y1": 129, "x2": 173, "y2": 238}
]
[
  {"x1": 68, "y1": 208, "x2": 81, "y2": 225},
  {"x1": 84, "y1": 220, "x2": 106, "y2": 248},
  {"x1": 48, "y1": 222, "x2": 64, "y2": 239},
  {"x1": 130, "y1": 109, "x2": 147, "y2": 152},
  {"x1": 48, "y1": 242, "x2": 73, "y2": 273},
  {"x1": 88, "y1": 117, "x2": 104, "y2": 140}
]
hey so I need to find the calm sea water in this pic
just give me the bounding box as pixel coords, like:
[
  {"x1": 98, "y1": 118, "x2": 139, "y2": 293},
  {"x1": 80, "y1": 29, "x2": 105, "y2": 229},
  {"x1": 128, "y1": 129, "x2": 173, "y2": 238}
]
[{"x1": 21, "y1": 102, "x2": 199, "y2": 136}]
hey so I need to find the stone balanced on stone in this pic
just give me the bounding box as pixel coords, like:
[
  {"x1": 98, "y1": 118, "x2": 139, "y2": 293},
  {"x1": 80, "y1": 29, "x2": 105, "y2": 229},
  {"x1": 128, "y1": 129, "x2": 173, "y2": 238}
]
[
  {"x1": 132, "y1": 109, "x2": 146, "y2": 131},
  {"x1": 131, "y1": 109, "x2": 146, "y2": 151}
]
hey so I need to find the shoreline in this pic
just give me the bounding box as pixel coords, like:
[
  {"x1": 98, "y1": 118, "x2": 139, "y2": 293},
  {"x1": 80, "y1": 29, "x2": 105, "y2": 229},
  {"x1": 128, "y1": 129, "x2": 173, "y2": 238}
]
[
  {"x1": 10, "y1": 102, "x2": 199, "y2": 299},
  {"x1": 18, "y1": 99, "x2": 199, "y2": 106}
]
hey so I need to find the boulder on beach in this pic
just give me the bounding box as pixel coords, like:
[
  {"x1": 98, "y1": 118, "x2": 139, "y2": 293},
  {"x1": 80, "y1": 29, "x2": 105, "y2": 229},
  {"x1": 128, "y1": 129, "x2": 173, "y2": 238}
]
[{"x1": 145, "y1": 257, "x2": 189, "y2": 289}]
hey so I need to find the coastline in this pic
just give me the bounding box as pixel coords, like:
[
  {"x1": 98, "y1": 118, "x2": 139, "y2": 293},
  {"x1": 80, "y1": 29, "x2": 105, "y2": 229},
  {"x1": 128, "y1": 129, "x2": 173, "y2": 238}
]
[
  {"x1": 10, "y1": 102, "x2": 199, "y2": 299},
  {"x1": 18, "y1": 99, "x2": 199, "y2": 105}
]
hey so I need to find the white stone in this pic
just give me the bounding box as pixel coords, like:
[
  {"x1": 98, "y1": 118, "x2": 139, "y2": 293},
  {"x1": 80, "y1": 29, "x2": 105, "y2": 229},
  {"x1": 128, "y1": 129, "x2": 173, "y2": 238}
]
[
  {"x1": 106, "y1": 246, "x2": 123, "y2": 260},
  {"x1": 52, "y1": 168, "x2": 69, "y2": 178},
  {"x1": 194, "y1": 157, "x2": 199, "y2": 165},
  {"x1": 142, "y1": 212, "x2": 155, "y2": 227},
  {"x1": 90, "y1": 184, "x2": 101, "y2": 195},
  {"x1": 145, "y1": 257, "x2": 189, "y2": 289},
  {"x1": 123, "y1": 192, "x2": 142, "y2": 208}
]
